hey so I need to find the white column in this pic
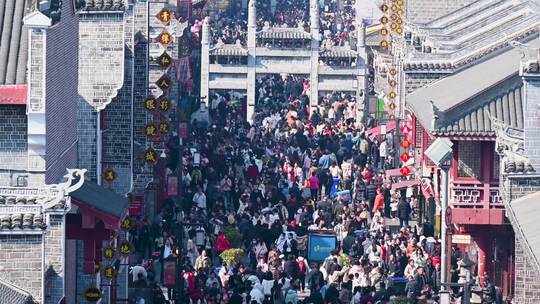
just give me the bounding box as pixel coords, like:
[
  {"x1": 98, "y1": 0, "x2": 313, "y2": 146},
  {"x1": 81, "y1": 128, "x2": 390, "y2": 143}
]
[
  {"x1": 200, "y1": 17, "x2": 210, "y2": 107},
  {"x1": 309, "y1": 0, "x2": 320, "y2": 115},
  {"x1": 23, "y1": 11, "x2": 51, "y2": 179},
  {"x1": 355, "y1": 21, "x2": 367, "y2": 121},
  {"x1": 246, "y1": 0, "x2": 257, "y2": 123}
]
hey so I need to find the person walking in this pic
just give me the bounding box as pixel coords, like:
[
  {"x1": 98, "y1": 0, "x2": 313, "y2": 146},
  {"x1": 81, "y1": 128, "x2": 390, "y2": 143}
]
[{"x1": 397, "y1": 196, "x2": 411, "y2": 228}]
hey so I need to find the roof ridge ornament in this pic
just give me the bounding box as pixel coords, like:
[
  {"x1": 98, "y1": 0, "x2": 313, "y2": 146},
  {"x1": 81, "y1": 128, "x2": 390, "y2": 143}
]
[{"x1": 487, "y1": 110, "x2": 535, "y2": 174}]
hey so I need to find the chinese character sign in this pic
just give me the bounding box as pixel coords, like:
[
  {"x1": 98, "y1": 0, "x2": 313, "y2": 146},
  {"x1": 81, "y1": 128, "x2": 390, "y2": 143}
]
[
  {"x1": 104, "y1": 246, "x2": 115, "y2": 260},
  {"x1": 103, "y1": 168, "x2": 116, "y2": 182},
  {"x1": 145, "y1": 97, "x2": 157, "y2": 112},
  {"x1": 103, "y1": 266, "x2": 116, "y2": 279},
  {"x1": 119, "y1": 241, "x2": 132, "y2": 256},
  {"x1": 145, "y1": 148, "x2": 158, "y2": 164}
]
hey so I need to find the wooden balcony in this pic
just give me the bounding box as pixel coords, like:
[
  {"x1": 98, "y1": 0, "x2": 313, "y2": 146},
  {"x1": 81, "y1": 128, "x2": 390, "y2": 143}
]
[{"x1": 449, "y1": 182, "x2": 505, "y2": 225}]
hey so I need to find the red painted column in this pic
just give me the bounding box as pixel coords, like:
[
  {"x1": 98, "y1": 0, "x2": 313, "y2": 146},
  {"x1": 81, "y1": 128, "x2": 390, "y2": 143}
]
[
  {"x1": 476, "y1": 227, "x2": 490, "y2": 280},
  {"x1": 83, "y1": 239, "x2": 96, "y2": 274}
]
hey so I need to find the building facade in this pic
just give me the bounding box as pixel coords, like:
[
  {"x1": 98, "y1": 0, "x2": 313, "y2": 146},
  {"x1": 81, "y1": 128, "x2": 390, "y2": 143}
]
[
  {"x1": 378, "y1": 0, "x2": 540, "y2": 300},
  {"x1": 0, "y1": 0, "x2": 164, "y2": 302}
]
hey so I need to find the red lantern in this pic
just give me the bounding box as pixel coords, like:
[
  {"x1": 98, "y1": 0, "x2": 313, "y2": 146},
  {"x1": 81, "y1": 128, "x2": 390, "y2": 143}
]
[
  {"x1": 400, "y1": 125, "x2": 411, "y2": 134},
  {"x1": 400, "y1": 153, "x2": 410, "y2": 163},
  {"x1": 400, "y1": 166, "x2": 411, "y2": 176},
  {"x1": 400, "y1": 139, "x2": 411, "y2": 149}
]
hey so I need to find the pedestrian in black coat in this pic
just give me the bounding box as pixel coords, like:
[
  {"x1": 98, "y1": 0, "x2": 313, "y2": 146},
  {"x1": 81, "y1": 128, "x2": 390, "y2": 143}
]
[
  {"x1": 307, "y1": 264, "x2": 324, "y2": 291},
  {"x1": 397, "y1": 197, "x2": 411, "y2": 227}
]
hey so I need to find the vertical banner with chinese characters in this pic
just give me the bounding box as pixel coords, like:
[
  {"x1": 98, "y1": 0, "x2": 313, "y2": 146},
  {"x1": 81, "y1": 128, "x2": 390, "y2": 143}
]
[{"x1": 146, "y1": 2, "x2": 180, "y2": 168}]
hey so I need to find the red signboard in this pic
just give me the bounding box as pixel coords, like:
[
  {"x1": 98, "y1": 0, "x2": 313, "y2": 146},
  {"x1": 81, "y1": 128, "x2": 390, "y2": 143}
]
[
  {"x1": 128, "y1": 204, "x2": 142, "y2": 216},
  {"x1": 168, "y1": 176, "x2": 178, "y2": 196},
  {"x1": 163, "y1": 259, "x2": 177, "y2": 286},
  {"x1": 179, "y1": 122, "x2": 188, "y2": 139},
  {"x1": 420, "y1": 178, "x2": 433, "y2": 199}
]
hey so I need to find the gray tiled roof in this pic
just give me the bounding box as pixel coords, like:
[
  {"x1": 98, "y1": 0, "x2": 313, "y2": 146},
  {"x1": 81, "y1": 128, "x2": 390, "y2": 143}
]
[
  {"x1": 76, "y1": 0, "x2": 125, "y2": 11},
  {"x1": 405, "y1": 0, "x2": 540, "y2": 71},
  {"x1": 0, "y1": 213, "x2": 45, "y2": 230},
  {"x1": 70, "y1": 180, "x2": 130, "y2": 218},
  {"x1": 319, "y1": 47, "x2": 357, "y2": 58},
  {"x1": 210, "y1": 45, "x2": 248, "y2": 56},
  {"x1": 0, "y1": 195, "x2": 66, "y2": 230},
  {"x1": 258, "y1": 28, "x2": 311, "y2": 40},
  {"x1": 406, "y1": 37, "x2": 540, "y2": 136},
  {"x1": 433, "y1": 83, "x2": 523, "y2": 136},
  {"x1": 0, "y1": 0, "x2": 29, "y2": 85},
  {"x1": 0, "y1": 278, "x2": 35, "y2": 304}
]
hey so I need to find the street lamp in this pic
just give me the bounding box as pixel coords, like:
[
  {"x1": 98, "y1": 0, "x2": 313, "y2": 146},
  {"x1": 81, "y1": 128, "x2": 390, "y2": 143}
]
[{"x1": 424, "y1": 137, "x2": 453, "y2": 304}]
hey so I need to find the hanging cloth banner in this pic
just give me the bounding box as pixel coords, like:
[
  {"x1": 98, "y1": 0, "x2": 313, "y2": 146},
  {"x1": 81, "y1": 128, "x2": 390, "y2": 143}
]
[{"x1": 172, "y1": 57, "x2": 193, "y2": 92}]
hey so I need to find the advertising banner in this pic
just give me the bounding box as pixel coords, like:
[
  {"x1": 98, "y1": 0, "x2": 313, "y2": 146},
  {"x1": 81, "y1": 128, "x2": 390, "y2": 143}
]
[{"x1": 308, "y1": 233, "x2": 336, "y2": 262}]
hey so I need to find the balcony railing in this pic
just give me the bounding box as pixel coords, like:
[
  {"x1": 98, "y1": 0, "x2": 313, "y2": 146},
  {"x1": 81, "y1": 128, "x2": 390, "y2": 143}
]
[{"x1": 450, "y1": 182, "x2": 504, "y2": 209}]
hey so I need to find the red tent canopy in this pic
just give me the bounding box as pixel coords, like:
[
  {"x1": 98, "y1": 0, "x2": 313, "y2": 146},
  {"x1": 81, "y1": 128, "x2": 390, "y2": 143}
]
[{"x1": 366, "y1": 120, "x2": 396, "y2": 139}]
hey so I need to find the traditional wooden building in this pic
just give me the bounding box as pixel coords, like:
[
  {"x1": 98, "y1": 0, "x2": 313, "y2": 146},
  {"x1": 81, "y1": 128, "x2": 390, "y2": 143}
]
[{"x1": 400, "y1": 0, "x2": 540, "y2": 299}]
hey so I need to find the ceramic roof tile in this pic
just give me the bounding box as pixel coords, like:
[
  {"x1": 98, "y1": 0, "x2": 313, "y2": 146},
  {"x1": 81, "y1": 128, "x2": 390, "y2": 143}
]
[
  {"x1": 77, "y1": 0, "x2": 125, "y2": 11},
  {"x1": 432, "y1": 85, "x2": 524, "y2": 136},
  {"x1": 0, "y1": 278, "x2": 34, "y2": 304}
]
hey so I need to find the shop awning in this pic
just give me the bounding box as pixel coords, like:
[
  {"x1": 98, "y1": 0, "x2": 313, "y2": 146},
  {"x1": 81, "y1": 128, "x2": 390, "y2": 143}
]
[
  {"x1": 392, "y1": 179, "x2": 420, "y2": 190},
  {"x1": 366, "y1": 120, "x2": 396, "y2": 139},
  {"x1": 386, "y1": 167, "x2": 415, "y2": 177},
  {"x1": 70, "y1": 181, "x2": 130, "y2": 228}
]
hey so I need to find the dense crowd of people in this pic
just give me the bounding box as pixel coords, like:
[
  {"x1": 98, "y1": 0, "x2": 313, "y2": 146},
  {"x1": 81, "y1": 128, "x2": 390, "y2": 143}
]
[
  {"x1": 208, "y1": 0, "x2": 359, "y2": 49},
  {"x1": 123, "y1": 66, "x2": 468, "y2": 304},
  {"x1": 319, "y1": 0, "x2": 356, "y2": 49}
]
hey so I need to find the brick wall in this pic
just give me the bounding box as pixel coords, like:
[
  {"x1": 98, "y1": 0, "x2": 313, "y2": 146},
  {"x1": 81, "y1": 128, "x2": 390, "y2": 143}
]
[
  {"x1": 102, "y1": 5, "x2": 134, "y2": 195},
  {"x1": 29, "y1": 30, "x2": 45, "y2": 113},
  {"x1": 77, "y1": 101, "x2": 98, "y2": 182},
  {"x1": 44, "y1": 214, "x2": 64, "y2": 304},
  {"x1": 75, "y1": 240, "x2": 100, "y2": 304},
  {"x1": 0, "y1": 235, "x2": 43, "y2": 302},
  {"x1": 503, "y1": 174, "x2": 540, "y2": 302},
  {"x1": 0, "y1": 106, "x2": 27, "y2": 153},
  {"x1": 45, "y1": 0, "x2": 79, "y2": 184},
  {"x1": 406, "y1": 0, "x2": 475, "y2": 24},
  {"x1": 515, "y1": 235, "x2": 540, "y2": 303},
  {"x1": 78, "y1": 13, "x2": 125, "y2": 182},
  {"x1": 504, "y1": 176, "x2": 540, "y2": 201},
  {"x1": 523, "y1": 76, "x2": 540, "y2": 172}
]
